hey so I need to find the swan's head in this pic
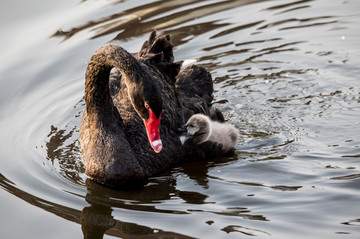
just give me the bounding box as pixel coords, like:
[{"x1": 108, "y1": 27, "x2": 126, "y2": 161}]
[{"x1": 130, "y1": 78, "x2": 163, "y2": 153}]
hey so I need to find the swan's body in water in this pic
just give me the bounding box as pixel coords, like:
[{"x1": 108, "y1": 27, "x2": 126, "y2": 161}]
[
  {"x1": 79, "y1": 31, "x2": 233, "y2": 187},
  {"x1": 182, "y1": 114, "x2": 238, "y2": 152}
]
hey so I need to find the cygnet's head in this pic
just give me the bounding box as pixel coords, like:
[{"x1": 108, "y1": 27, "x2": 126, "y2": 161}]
[{"x1": 185, "y1": 114, "x2": 212, "y2": 143}]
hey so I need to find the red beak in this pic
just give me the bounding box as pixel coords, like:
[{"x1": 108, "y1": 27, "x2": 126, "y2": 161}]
[{"x1": 144, "y1": 109, "x2": 162, "y2": 153}]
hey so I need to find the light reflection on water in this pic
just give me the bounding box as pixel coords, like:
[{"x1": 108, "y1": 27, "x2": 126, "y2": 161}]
[{"x1": 0, "y1": 0, "x2": 360, "y2": 238}]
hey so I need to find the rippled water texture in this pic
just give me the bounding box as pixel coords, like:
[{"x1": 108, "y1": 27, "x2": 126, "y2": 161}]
[{"x1": 1, "y1": 0, "x2": 360, "y2": 238}]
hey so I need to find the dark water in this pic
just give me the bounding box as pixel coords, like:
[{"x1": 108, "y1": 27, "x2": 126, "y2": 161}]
[{"x1": 1, "y1": 0, "x2": 360, "y2": 238}]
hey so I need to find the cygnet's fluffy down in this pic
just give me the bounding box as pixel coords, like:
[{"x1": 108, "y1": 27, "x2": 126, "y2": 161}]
[{"x1": 182, "y1": 114, "x2": 238, "y2": 152}]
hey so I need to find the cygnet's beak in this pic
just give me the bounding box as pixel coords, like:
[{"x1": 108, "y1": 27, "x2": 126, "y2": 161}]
[
  {"x1": 176, "y1": 125, "x2": 188, "y2": 134},
  {"x1": 144, "y1": 109, "x2": 162, "y2": 153}
]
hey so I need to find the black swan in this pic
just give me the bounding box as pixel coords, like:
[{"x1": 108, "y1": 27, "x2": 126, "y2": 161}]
[
  {"x1": 79, "y1": 31, "x2": 234, "y2": 186},
  {"x1": 182, "y1": 114, "x2": 238, "y2": 152}
]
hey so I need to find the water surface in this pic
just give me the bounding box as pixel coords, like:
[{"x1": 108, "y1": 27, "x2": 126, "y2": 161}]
[{"x1": 0, "y1": 0, "x2": 360, "y2": 238}]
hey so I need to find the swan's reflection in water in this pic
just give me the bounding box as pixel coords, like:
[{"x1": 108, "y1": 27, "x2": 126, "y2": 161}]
[
  {"x1": 46, "y1": 125, "x2": 85, "y2": 184},
  {"x1": 0, "y1": 173, "x2": 197, "y2": 238},
  {"x1": 81, "y1": 190, "x2": 116, "y2": 239},
  {"x1": 80, "y1": 179, "x2": 195, "y2": 239},
  {"x1": 1, "y1": 169, "x2": 273, "y2": 237}
]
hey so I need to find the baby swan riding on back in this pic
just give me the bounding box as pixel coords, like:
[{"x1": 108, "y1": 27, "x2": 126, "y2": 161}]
[{"x1": 183, "y1": 114, "x2": 238, "y2": 152}]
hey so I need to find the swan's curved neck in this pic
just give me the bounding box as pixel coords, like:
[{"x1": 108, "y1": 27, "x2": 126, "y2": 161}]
[{"x1": 84, "y1": 45, "x2": 147, "y2": 116}]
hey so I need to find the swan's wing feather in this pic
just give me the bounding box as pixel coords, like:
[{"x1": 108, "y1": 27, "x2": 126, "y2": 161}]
[
  {"x1": 175, "y1": 65, "x2": 224, "y2": 122},
  {"x1": 175, "y1": 65, "x2": 213, "y2": 104},
  {"x1": 136, "y1": 31, "x2": 181, "y2": 84},
  {"x1": 109, "y1": 68, "x2": 121, "y2": 98},
  {"x1": 138, "y1": 31, "x2": 173, "y2": 62}
]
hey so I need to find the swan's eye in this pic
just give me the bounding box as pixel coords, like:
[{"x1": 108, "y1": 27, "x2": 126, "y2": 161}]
[{"x1": 145, "y1": 103, "x2": 150, "y2": 109}]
